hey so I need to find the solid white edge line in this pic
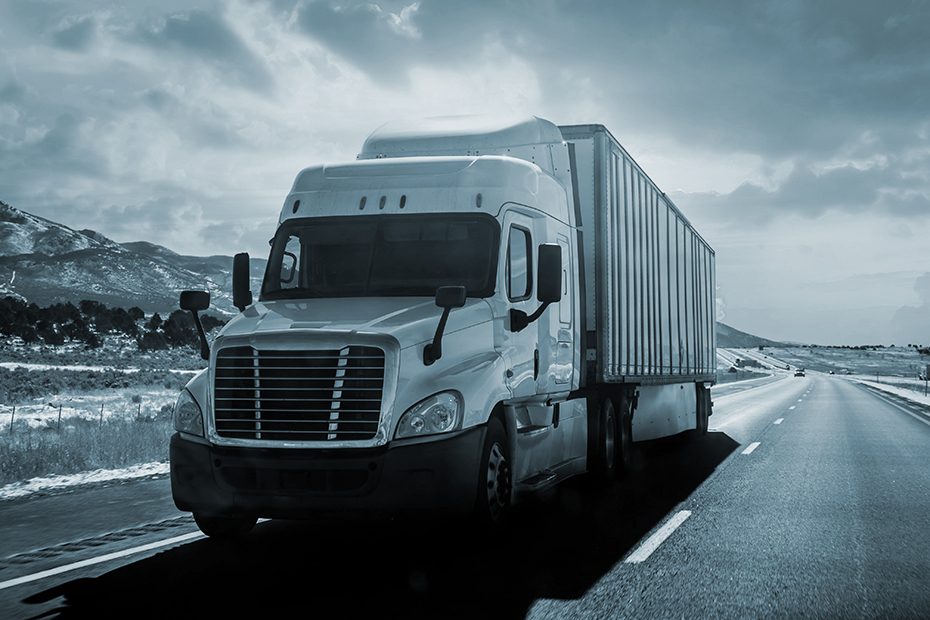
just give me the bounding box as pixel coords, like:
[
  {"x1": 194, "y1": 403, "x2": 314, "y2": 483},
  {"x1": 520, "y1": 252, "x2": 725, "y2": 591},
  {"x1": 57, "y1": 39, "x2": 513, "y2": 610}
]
[
  {"x1": 863, "y1": 389, "x2": 930, "y2": 429},
  {"x1": 625, "y1": 510, "x2": 692, "y2": 564},
  {"x1": 741, "y1": 442, "x2": 761, "y2": 455},
  {"x1": 0, "y1": 530, "x2": 204, "y2": 591},
  {"x1": 774, "y1": 418, "x2": 784, "y2": 425}
]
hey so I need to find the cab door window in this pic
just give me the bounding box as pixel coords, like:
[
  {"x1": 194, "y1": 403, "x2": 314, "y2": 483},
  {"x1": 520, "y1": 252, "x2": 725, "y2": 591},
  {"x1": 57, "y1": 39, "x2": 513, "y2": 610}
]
[{"x1": 507, "y1": 226, "x2": 532, "y2": 301}]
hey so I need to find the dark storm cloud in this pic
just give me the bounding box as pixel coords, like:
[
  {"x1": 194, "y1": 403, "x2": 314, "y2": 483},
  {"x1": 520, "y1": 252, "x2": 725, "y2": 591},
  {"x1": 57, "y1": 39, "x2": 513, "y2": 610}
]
[
  {"x1": 134, "y1": 10, "x2": 274, "y2": 93},
  {"x1": 294, "y1": 0, "x2": 930, "y2": 159},
  {"x1": 51, "y1": 15, "x2": 97, "y2": 51}
]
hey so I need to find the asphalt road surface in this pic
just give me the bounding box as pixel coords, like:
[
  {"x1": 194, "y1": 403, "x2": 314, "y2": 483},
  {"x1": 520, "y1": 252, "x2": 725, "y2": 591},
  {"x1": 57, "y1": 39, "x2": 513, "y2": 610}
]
[{"x1": 2, "y1": 374, "x2": 929, "y2": 618}]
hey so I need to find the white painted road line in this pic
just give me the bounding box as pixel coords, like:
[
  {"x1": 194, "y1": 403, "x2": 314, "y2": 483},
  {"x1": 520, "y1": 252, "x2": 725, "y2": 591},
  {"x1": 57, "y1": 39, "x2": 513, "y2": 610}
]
[
  {"x1": 742, "y1": 442, "x2": 761, "y2": 455},
  {"x1": 0, "y1": 530, "x2": 204, "y2": 591},
  {"x1": 625, "y1": 510, "x2": 692, "y2": 564},
  {"x1": 864, "y1": 389, "x2": 930, "y2": 429},
  {"x1": 789, "y1": 406, "x2": 796, "y2": 410},
  {"x1": 774, "y1": 418, "x2": 784, "y2": 425}
]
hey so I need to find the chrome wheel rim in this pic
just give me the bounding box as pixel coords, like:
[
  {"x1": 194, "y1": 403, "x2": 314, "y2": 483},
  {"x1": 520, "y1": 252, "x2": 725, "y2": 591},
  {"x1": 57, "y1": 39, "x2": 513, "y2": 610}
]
[{"x1": 486, "y1": 442, "x2": 511, "y2": 520}]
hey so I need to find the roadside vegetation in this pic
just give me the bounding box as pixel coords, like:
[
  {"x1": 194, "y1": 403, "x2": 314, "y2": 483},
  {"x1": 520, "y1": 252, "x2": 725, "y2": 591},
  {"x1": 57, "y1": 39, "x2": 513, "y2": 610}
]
[
  {"x1": 0, "y1": 415, "x2": 173, "y2": 486},
  {"x1": 0, "y1": 296, "x2": 225, "y2": 354},
  {"x1": 0, "y1": 366, "x2": 191, "y2": 487}
]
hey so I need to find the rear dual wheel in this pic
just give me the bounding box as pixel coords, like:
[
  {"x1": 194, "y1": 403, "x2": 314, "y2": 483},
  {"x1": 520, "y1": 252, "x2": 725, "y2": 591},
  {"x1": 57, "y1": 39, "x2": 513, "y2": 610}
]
[{"x1": 589, "y1": 394, "x2": 632, "y2": 481}]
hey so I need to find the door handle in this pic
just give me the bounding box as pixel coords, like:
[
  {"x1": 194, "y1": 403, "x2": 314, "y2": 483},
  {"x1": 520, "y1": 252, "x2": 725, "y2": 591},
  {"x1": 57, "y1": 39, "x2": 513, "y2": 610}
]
[{"x1": 534, "y1": 348, "x2": 539, "y2": 380}]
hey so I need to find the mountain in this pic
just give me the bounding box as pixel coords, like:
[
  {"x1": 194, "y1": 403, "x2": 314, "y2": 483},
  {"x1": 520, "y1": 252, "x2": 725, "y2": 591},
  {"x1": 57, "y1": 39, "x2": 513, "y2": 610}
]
[
  {"x1": 716, "y1": 322, "x2": 783, "y2": 348},
  {"x1": 0, "y1": 201, "x2": 265, "y2": 314}
]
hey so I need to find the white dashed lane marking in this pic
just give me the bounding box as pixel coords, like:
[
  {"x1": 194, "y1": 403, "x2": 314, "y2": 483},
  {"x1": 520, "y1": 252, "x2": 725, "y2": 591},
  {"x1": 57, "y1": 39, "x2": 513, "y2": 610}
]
[
  {"x1": 774, "y1": 418, "x2": 784, "y2": 425},
  {"x1": 625, "y1": 510, "x2": 692, "y2": 564},
  {"x1": 742, "y1": 442, "x2": 761, "y2": 455}
]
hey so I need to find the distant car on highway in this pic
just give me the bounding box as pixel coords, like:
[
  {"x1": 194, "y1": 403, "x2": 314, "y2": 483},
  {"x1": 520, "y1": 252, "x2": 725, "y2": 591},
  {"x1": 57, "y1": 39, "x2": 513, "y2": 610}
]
[
  {"x1": 795, "y1": 369, "x2": 806, "y2": 377},
  {"x1": 828, "y1": 370, "x2": 835, "y2": 375}
]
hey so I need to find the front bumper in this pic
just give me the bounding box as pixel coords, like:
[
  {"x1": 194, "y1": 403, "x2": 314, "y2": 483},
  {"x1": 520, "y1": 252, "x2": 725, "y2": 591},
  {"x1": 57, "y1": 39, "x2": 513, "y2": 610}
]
[{"x1": 170, "y1": 426, "x2": 486, "y2": 519}]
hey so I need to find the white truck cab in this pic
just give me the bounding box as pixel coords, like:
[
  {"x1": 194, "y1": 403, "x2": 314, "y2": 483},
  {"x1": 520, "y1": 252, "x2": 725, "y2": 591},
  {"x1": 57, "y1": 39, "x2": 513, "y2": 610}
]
[{"x1": 170, "y1": 116, "x2": 716, "y2": 537}]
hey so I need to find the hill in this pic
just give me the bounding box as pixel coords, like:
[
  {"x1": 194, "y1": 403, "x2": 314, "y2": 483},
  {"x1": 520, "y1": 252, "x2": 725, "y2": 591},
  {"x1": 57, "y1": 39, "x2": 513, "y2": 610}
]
[
  {"x1": 0, "y1": 201, "x2": 265, "y2": 314},
  {"x1": 716, "y1": 322, "x2": 784, "y2": 348}
]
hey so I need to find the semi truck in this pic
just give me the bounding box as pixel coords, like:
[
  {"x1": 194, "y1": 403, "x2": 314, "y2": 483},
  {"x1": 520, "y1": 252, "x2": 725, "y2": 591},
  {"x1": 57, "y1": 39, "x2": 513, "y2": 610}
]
[{"x1": 170, "y1": 115, "x2": 717, "y2": 537}]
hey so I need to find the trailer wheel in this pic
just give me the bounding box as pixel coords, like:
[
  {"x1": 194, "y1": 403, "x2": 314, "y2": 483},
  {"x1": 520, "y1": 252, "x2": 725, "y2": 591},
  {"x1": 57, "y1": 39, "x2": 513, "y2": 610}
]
[
  {"x1": 194, "y1": 513, "x2": 257, "y2": 540},
  {"x1": 693, "y1": 384, "x2": 710, "y2": 437},
  {"x1": 589, "y1": 396, "x2": 617, "y2": 481},
  {"x1": 613, "y1": 395, "x2": 634, "y2": 474},
  {"x1": 475, "y1": 417, "x2": 512, "y2": 526}
]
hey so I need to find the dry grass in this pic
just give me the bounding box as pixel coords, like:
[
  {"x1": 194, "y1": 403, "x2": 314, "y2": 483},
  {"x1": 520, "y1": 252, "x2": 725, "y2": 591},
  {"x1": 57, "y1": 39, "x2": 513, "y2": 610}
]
[{"x1": 0, "y1": 414, "x2": 173, "y2": 486}]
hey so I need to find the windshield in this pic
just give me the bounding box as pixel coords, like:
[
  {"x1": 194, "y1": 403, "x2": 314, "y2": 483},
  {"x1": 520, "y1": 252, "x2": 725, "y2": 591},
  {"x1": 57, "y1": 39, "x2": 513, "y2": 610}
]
[{"x1": 261, "y1": 214, "x2": 500, "y2": 300}]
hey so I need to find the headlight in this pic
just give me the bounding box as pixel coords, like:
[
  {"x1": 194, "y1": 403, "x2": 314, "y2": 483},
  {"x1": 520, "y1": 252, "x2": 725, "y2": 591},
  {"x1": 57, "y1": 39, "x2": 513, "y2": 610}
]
[
  {"x1": 174, "y1": 389, "x2": 204, "y2": 437},
  {"x1": 395, "y1": 391, "x2": 463, "y2": 439}
]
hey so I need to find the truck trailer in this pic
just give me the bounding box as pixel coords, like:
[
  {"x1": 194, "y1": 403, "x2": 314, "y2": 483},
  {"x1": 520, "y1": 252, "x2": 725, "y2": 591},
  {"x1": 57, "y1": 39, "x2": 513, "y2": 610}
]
[{"x1": 170, "y1": 115, "x2": 716, "y2": 537}]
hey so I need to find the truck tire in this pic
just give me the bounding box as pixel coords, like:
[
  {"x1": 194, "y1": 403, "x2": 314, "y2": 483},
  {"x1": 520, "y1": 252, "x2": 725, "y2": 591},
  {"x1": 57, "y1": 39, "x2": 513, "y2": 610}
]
[
  {"x1": 693, "y1": 384, "x2": 710, "y2": 438},
  {"x1": 588, "y1": 395, "x2": 617, "y2": 482},
  {"x1": 194, "y1": 513, "x2": 257, "y2": 540},
  {"x1": 613, "y1": 394, "x2": 634, "y2": 474},
  {"x1": 475, "y1": 417, "x2": 512, "y2": 526}
]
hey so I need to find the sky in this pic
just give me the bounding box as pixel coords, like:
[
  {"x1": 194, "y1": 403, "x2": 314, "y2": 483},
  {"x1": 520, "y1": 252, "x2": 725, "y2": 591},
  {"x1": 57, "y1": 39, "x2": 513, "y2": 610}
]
[{"x1": 0, "y1": 0, "x2": 928, "y2": 345}]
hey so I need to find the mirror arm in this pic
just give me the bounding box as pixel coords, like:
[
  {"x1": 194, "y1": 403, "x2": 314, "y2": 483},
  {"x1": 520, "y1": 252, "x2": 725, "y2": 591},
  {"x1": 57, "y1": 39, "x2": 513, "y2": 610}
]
[
  {"x1": 188, "y1": 309, "x2": 210, "y2": 361},
  {"x1": 510, "y1": 302, "x2": 552, "y2": 333},
  {"x1": 424, "y1": 307, "x2": 453, "y2": 366}
]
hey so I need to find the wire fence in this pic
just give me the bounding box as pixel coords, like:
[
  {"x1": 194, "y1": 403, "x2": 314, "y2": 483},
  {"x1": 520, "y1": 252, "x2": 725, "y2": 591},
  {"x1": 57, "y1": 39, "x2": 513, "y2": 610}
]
[{"x1": 2, "y1": 397, "x2": 172, "y2": 435}]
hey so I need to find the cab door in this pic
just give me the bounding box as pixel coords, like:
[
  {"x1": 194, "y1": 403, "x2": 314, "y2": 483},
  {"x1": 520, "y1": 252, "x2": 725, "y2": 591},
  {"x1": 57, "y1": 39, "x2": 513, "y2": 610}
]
[
  {"x1": 535, "y1": 230, "x2": 575, "y2": 397},
  {"x1": 500, "y1": 210, "x2": 538, "y2": 400}
]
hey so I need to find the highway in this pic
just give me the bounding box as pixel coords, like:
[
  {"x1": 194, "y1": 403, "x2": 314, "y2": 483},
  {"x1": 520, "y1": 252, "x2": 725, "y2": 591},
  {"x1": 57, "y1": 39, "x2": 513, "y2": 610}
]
[{"x1": 2, "y1": 374, "x2": 930, "y2": 617}]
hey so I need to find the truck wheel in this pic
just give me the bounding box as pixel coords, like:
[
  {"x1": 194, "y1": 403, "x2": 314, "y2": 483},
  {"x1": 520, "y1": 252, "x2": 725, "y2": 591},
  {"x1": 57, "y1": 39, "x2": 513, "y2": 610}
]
[
  {"x1": 613, "y1": 395, "x2": 633, "y2": 474},
  {"x1": 475, "y1": 417, "x2": 511, "y2": 526},
  {"x1": 193, "y1": 513, "x2": 257, "y2": 539},
  {"x1": 695, "y1": 385, "x2": 710, "y2": 437},
  {"x1": 589, "y1": 396, "x2": 617, "y2": 481}
]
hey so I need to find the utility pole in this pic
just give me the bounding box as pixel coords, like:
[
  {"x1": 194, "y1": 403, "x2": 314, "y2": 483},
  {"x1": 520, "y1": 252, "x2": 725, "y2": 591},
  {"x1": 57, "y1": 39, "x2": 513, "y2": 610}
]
[
  {"x1": 9, "y1": 405, "x2": 14, "y2": 435},
  {"x1": 57, "y1": 404, "x2": 62, "y2": 431},
  {"x1": 100, "y1": 403, "x2": 104, "y2": 425}
]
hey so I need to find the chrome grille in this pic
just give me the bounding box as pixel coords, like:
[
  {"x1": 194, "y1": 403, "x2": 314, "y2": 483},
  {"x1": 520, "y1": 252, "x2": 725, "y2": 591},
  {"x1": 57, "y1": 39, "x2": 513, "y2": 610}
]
[{"x1": 213, "y1": 346, "x2": 385, "y2": 442}]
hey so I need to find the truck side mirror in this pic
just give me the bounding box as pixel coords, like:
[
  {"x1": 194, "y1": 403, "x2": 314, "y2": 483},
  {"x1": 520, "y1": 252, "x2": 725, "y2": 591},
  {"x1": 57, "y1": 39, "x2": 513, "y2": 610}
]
[
  {"x1": 232, "y1": 252, "x2": 252, "y2": 312},
  {"x1": 536, "y1": 244, "x2": 562, "y2": 303},
  {"x1": 180, "y1": 290, "x2": 210, "y2": 312},
  {"x1": 424, "y1": 285, "x2": 467, "y2": 365},
  {"x1": 179, "y1": 290, "x2": 211, "y2": 360},
  {"x1": 511, "y1": 244, "x2": 562, "y2": 332}
]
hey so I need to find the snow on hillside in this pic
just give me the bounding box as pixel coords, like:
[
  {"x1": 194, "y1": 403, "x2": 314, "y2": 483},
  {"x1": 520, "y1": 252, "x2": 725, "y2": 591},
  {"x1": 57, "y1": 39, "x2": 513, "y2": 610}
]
[
  {"x1": 0, "y1": 201, "x2": 263, "y2": 314},
  {"x1": 0, "y1": 200, "x2": 125, "y2": 256}
]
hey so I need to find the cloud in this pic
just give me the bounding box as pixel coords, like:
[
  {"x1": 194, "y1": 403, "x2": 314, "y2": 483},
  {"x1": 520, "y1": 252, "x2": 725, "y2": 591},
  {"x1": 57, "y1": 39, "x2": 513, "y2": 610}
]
[
  {"x1": 675, "y1": 159, "x2": 930, "y2": 224},
  {"x1": 890, "y1": 273, "x2": 930, "y2": 345},
  {"x1": 134, "y1": 10, "x2": 274, "y2": 93},
  {"x1": 51, "y1": 15, "x2": 97, "y2": 50}
]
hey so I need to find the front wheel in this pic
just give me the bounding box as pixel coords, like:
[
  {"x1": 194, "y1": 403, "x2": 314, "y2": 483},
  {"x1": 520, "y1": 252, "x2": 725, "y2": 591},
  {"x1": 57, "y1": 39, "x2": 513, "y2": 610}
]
[
  {"x1": 475, "y1": 417, "x2": 512, "y2": 526},
  {"x1": 193, "y1": 513, "x2": 257, "y2": 540}
]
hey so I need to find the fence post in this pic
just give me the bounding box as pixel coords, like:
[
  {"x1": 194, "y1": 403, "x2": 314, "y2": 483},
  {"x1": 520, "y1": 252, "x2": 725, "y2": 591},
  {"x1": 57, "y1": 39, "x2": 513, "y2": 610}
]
[
  {"x1": 9, "y1": 405, "x2": 13, "y2": 435},
  {"x1": 57, "y1": 404, "x2": 63, "y2": 431},
  {"x1": 137, "y1": 401, "x2": 142, "y2": 419}
]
